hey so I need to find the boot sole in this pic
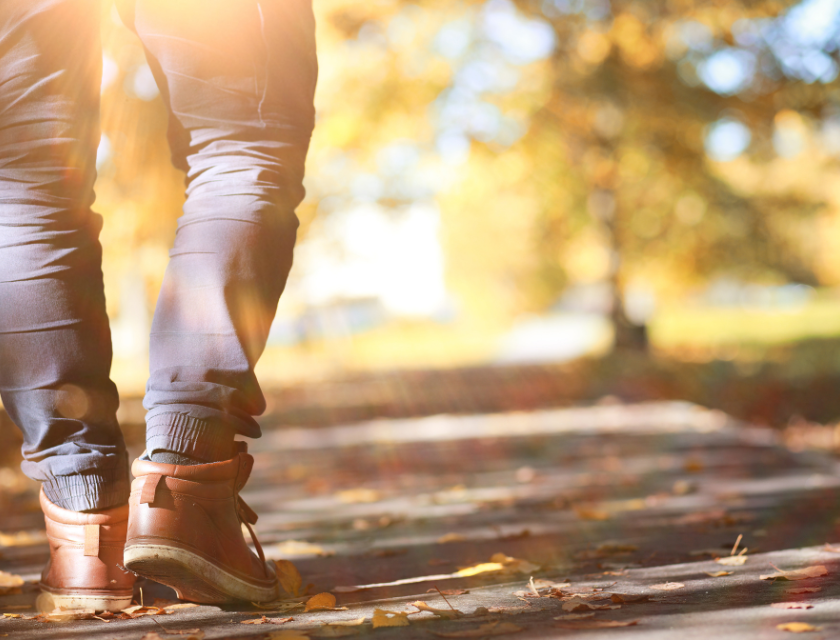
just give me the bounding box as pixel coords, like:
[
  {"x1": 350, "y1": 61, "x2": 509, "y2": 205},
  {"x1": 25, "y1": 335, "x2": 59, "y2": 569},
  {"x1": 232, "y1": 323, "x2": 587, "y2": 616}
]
[
  {"x1": 37, "y1": 588, "x2": 133, "y2": 613},
  {"x1": 124, "y1": 544, "x2": 278, "y2": 604}
]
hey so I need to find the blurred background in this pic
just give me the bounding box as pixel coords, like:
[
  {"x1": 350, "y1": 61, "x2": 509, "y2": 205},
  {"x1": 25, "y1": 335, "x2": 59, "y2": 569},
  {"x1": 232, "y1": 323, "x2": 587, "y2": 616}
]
[{"x1": 87, "y1": 0, "x2": 840, "y2": 435}]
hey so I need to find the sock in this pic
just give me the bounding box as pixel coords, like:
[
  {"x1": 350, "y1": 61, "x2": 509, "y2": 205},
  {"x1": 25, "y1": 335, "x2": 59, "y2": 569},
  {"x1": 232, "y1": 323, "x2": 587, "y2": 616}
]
[{"x1": 150, "y1": 450, "x2": 204, "y2": 466}]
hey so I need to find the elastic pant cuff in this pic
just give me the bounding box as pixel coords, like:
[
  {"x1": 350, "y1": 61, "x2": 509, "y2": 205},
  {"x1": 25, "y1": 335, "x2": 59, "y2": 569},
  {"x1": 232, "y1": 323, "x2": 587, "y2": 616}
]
[
  {"x1": 42, "y1": 468, "x2": 130, "y2": 512},
  {"x1": 146, "y1": 412, "x2": 237, "y2": 463}
]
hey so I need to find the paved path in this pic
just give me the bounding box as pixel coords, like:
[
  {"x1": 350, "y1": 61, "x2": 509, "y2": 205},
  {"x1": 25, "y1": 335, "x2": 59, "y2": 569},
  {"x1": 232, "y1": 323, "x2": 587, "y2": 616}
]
[{"x1": 3, "y1": 402, "x2": 840, "y2": 638}]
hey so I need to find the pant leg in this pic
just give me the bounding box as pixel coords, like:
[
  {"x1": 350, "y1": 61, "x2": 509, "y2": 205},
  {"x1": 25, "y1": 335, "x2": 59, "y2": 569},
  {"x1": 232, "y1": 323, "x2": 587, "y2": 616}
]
[
  {"x1": 122, "y1": 0, "x2": 317, "y2": 460},
  {"x1": 0, "y1": 0, "x2": 129, "y2": 511}
]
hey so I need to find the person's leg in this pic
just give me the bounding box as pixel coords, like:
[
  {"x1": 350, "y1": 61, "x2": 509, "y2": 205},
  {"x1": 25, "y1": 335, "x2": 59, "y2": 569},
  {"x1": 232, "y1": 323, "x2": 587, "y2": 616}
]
[
  {"x1": 119, "y1": 0, "x2": 317, "y2": 463},
  {"x1": 0, "y1": 0, "x2": 129, "y2": 512},
  {"x1": 120, "y1": 0, "x2": 316, "y2": 603}
]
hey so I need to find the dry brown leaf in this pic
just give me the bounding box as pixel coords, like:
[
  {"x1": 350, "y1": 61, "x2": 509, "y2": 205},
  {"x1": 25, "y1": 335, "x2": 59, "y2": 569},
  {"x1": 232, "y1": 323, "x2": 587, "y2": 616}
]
[
  {"x1": 489, "y1": 553, "x2": 540, "y2": 575},
  {"x1": 437, "y1": 533, "x2": 468, "y2": 544},
  {"x1": 609, "y1": 593, "x2": 652, "y2": 604},
  {"x1": 555, "y1": 620, "x2": 639, "y2": 629},
  {"x1": 789, "y1": 587, "x2": 821, "y2": 595},
  {"x1": 429, "y1": 588, "x2": 469, "y2": 596},
  {"x1": 760, "y1": 566, "x2": 828, "y2": 581},
  {"x1": 573, "y1": 505, "x2": 611, "y2": 521},
  {"x1": 705, "y1": 571, "x2": 733, "y2": 577},
  {"x1": 411, "y1": 601, "x2": 463, "y2": 618},
  {"x1": 305, "y1": 593, "x2": 337, "y2": 612},
  {"x1": 275, "y1": 559, "x2": 303, "y2": 597},
  {"x1": 243, "y1": 616, "x2": 270, "y2": 624},
  {"x1": 561, "y1": 597, "x2": 620, "y2": 612},
  {"x1": 650, "y1": 582, "x2": 684, "y2": 591},
  {"x1": 715, "y1": 556, "x2": 747, "y2": 566},
  {"x1": 372, "y1": 609, "x2": 410, "y2": 628},
  {"x1": 777, "y1": 622, "x2": 821, "y2": 633},
  {"x1": 432, "y1": 622, "x2": 524, "y2": 637},
  {"x1": 772, "y1": 603, "x2": 813, "y2": 610}
]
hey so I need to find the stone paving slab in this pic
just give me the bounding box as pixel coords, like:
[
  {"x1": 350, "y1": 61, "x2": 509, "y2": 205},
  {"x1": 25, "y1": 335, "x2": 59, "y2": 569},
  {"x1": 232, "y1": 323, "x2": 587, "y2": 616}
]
[{"x1": 3, "y1": 402, "x2": 840, "y2": 639}]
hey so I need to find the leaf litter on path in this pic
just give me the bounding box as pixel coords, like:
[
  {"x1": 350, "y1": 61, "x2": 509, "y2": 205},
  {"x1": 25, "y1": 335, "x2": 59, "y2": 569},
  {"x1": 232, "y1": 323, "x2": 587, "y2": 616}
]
[
  {"x1": 760, "y1": 566, "x2": 828, "y2": 581},
  {"x1": 372, "y1": 609, "x2": 410, "y2": 628}
]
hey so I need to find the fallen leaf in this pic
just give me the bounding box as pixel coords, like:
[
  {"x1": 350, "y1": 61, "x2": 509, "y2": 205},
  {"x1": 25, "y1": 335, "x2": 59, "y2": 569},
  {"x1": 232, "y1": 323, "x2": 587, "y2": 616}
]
[
  {"x1": 777, "y1": 622, "x2": 821, "y2": 633},
  {"x1": 760, "y1": 566, "x2": 828, "y2": 581},
  {"x1": 650, "y1": 582, "x2": 685, "y2": 591},
  {"x1": 573, "y1": 505, "x2": 611, "y2": 521},
  {"x1": 705, "y1": 571, "x2": 733, "y2": 577},
  {"x1": 243, "y1": 616, "x2": 270, "y2": 624},
  {"x1": 411, "y1": 601, "x2": 463, "y2": 618},
  {"x1": 305, "y1": 593, "x2": 337, "y2": 612},
  {"x1": 275, "y1": 559, "x2": 303, "y2": 597},
  {"x1": 489, "y1": 553, "x2": 540, "y2": 575},
  {"x1": 609, "y1": 593, "x2": 652, "y2": 604},
  {"x1": 437, "y1": 533, "x2": 467, "y2": 544},
  {"x1": 0, "y1": 571, "x2": 24, "y2": 596},
  {"x1": 789, "y1": 587, "x2": 821, "y2": 595},
  {"x1": 432, "y1": 621, "x2": 524, "y2": 637},
  {"x1": 120, "y1": 605, "x2": 169, "y2": 619},
  {"x1": 555, "y1": 620, "x2": 639, "y2": 629},
  {"x1": 716, "y1": 556, "x2": 747, "y2": 566},
  {"x1": 274, "y1": 541, "x2": 333, "y2": 557},
  {"x1": 561, "y1": 597, "x2": 620, "y2": 612},
  {"x1": 327, "y1": 618, "x2": 365, "y2": 626},
  {"x1": 372, "y1": 609, "x2": 410, "y2": 628},
  {"x1": 2, "y1": 614, "x2": 20, "y2": 619},
  {"x1": 429, "y1": 588, "x2": 469, "y2": 596},
  {"x1": 772, "y1": 603, "x2": 813, "y2": 610},
  {"x1": 336, "y1": 488, "x2": 381, "y2": 504},
  {"x1": 454, "y1": 562, "x2": 505, "y2": 577}
]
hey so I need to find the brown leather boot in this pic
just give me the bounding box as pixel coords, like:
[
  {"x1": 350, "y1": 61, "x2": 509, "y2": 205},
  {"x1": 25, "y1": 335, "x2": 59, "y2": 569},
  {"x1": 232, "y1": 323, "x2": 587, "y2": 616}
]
[
  {"x1": 38, "y1": 489, "x2": 135, "y2": 612},
  {"x1": 123, "y1": 450, "x2": 278, "y2": 604}
]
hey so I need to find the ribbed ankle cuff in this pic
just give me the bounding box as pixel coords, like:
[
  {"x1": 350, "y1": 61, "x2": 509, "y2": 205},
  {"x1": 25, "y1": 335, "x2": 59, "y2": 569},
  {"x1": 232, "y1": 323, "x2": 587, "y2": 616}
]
[
  {"x1": 42, "y1": 468, "x2": 130, "y2": 512},
  {"x1": 146, "y1": 412, "x2": 237, "y2": 463}
]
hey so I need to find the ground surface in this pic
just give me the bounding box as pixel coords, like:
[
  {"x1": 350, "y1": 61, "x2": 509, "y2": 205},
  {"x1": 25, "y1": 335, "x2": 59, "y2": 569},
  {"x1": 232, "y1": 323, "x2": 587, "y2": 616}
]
[{"x1": 3, "y1": 401, "x2": 840, "y2": 639}]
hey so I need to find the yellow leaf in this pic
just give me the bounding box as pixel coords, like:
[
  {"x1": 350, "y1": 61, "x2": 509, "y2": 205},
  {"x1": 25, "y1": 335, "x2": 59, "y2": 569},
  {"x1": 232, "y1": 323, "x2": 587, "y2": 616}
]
[
  {"x1": 372, "y1": 609, "x2": 410, "y2": 628},
  {"x1": 305, "y1": 593, "x2": 337, "y2": 612},
  {"x1": 705, "y1": 571, "x2": 733, "y2": 577},
  {"x1": 432, "y1": 621, "x2": 524, "y2": 637},
  {"x1": 2, "y1": 614, "x2": 20, "y2": 619},
  {"x1": 715, "y1": 556, "x2": 747, "y2": 566},
  {"x1": 437, "y1": 533, "x2": 467, "y2": 544},
  {"x1": 273, "y1": 541, "x2": 333, "y2": 557},
  {"x1": 335, "y1": 488, "x2": 381, "y2": 504},
  {"x1": 777, "y1": 622, "x2": 821, "y2": 633},
  {"x1": 454, "y1": 562, "x2": 504, "y2": 577},
  {"x1": 760, "y1": 566, "x2": 828, "y2": 581},
  {"x1": 489, "y1": 553, "x2": 540, "y2": 575},
  {"x1": 275, "y1": 560, "x2": 303, "y2": 597}
]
